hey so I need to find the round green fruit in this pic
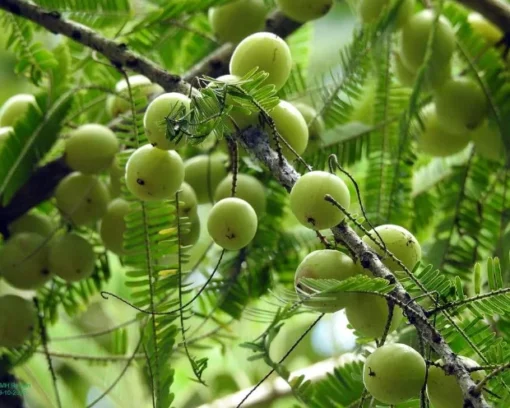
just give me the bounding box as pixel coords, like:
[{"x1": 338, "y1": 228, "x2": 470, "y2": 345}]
[
  {"x1": 362, "y1": 224, "x2": 421, "y2": 277},
  {"x1": 417, "y1": 104, "x2": 471, "y2": 157},
  {"x1": 8, "y1": 211, "x2": 54, "y2": 239},
  {"x1": 0, "y1": 126, "x2": 13, "y2": 147},
  {"x1": 0, "y1": 232, "x2": 52, "y2": 290},
  {"x1": 0, "y1": 94, "x2": 39, "y2": 127},
  {"x1": 177, "y1": 182, "x2": 198, "y2": 217},
  {"x1": 125, "y1": 144, "x2": 184, "y2": 201},
  {"x1": 294, "y1": 250, "x2": 357, "y2": 312},
  {"x1": 144, "y1": 92, "x2": 191, "y2": 150},
  {"x1": 214, "y1": 174, "x2": 266, "y2": 217},
  {"x1": 65, "y1": 124, "x2": 119, "y2": 174},
  {"x1": 184, "y1": 154, "x2": 228, "y2": 204},
  {"x1": 471, "y1": 121, "x2": 505, "y2": 162},
  {"x1": 434, "y1": 77, "x2": 488, "y2": 133},
  {"x1": 364, "y1": 343, "x2": 426, "y2": 405},
  {"x1": 291, "y1": 102, "x2": 325, "y2": 142},
  {"x1": 394, "y1": 52, "x2": 451, "y2": 90},
  {"x1": 0, "y1": 295, "x2": 36, "y2": 348},
  {"x1": 181, "y1": 212, "x2": 201, "y2": 247},
  {"x1": 400, "y1": 10, "x2": 456, "y2": 71},
  {"x1": 230, "y1": 32, "x2": 292, "y2": 91},
  {"x1": 268, "y1": 100, "x2": 309, "y2": 159},
  {"x1": 100, "y1": 198, "x2": 131, "y2": 255},
  {"x1": 276, "y1": 0, "x2": 332, "y2": 23},
  {"x1": 468, "y1": 13, "x2": 502, "y2": 45},
  {"x1": 359, "y1": 0, "x2": 415, "y2": 29},
  {"x1": 55, "y1": 172, "x2": 110, "y2": 226},
  {"x1": 427, "y1": 357, "x2": 485, "y2": 408},
  {"x1": 107, "y1": 75, "x2": 163, "y2": 117},
  {"x1": 209, "y1": 0, "x2": 267, "y2": 44},
  {"x1": 346, "y1": 293, "x2": 402, "y2": 338},
  {"x1": 207, "y1": 197, "x2": 258, "y2": 250},
  {"x1": 48, "y1": 233, "x2": 95, "y2": 282},
  {"x1": 289, "y1": 171, "x2": 350, "y2": 230}
]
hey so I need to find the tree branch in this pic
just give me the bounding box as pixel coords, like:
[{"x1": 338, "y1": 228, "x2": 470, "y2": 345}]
[
  {"x1": 237, "y1": 127, "x2": 490, "y2": 408},
  {"x1": 455, "y1": 0, "x2": 510, "y2": 35}
]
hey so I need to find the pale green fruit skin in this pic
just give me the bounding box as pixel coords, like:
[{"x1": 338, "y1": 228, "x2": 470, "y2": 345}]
[
  {"x1": 364, "y1": 343, "x2": 426, "y2": 405},
  {"x1": 276, "y1": 0, "x2": 332, "y2": 23},
  {"x1": 0, "y1": 94, "x2": 39, "y2": 127},
  {"x1": 291, "y1": 102, "x2": 325, "y2": 142},
  {"x1": 144, "y1": 93, "x2": 191, "y2": 150},
  {"x1": 214, "y1": 174, "x2": 266, "y2": 217},
  {"x1": 394, "y1": 52, "x2": 416, "y2": 87},
  {"x1": 362, "y1": 224, "x2": 421, "y2": 277},
  {"x1": 0, "y1": 126, "x2": 13, "y2": 148},
  {"x1": 471, "y1": 121, "x2": 505, "y2": 162},
  {"x1": 0, "y1": 232, "x2": 52, "y2": 290},
  {"x1": 269, "y1": 100, "x2": 309, "y2": 159},
  {"x1": 394, "y1": 52, "x2": 451, "y2": 90},
  {"x1": 417, "y1": 104, "x2": 471, "y2": 157},
  {"x1": 209, "y1": 0, "x2": 267, "y2": 44},
  {"x1": 207, "y1": 197, "x2": 258, "y2": 250},
  {"x1": 346, "y1": 293, "x2": 402, "y2": 338},
  {"x1": 55, "y1": 172, "x2": 110, "y2": 226},
  {"x1": 400, "y1": 10, "x2": 456, "y2": 72},
  {"x1": 178, "y1": 182, "x2": 198, "y2": 217},
  {"x1": 48, "y1": 233, "x2": 95, "y2": 282},
  {"x1": 427, "y1": 357, "x2": 485, "y2": 408},
  {"x1": 100, "y1": 198, "x2": 130, "y2": 255},
  {"x1": 125, "y1": 144, "x2": 184, "y2": 201},
  {"x1": 295, "y1": 250, "x2": 357, "y2": 312},
  {"x1": 230, "y1": 32, "x2": 292, "y2": 91},
  {"x1": 8, "y1": 212, "x2": 54, "y2": 239},
  {"x1": 184, "y1": 154, "x2": 228, "y2": 204},
  {"x1": 107, "y1": 75, "x2": 164, "y2": 117},
  {"x1": 181, "y1": 212, "x2": 201, "y2": 247},
  {"x1": 434, "y1": 77, "x2": 488, "y2": 133},
  {"x1": 468, "y1": 13, "x2": 502, "y2": 45},
  {"x1": 290, "y1": 171, "x2": 350, "y2": 230},
  {"x1": 359, "y1": 0, "x2": 414, "y2": 28},
  {"x1": 0, "y1": 295, "x2": 36, "y2": 348},
  {"x1": 65, "y1": 124, "x2": 119, "y2": 174}
]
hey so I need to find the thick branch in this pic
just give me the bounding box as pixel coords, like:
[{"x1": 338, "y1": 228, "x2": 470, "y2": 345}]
[
  {"x1": 238, "y1": 127, "x2": 490, "y2": 408},
  {"x1": 455, "y1": 0, "x2": 510, "y2": 35}
]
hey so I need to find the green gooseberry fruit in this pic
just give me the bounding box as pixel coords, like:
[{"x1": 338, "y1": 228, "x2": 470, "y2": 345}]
[
  {"x1": 427, "y1": 357, "x2": 485, "y2": 408},
  {"x1": 65, "y1": 124, "x2": 119, "y2": 174},
  {"x1": 268, "y1": 100, "x2": 309, "y2": 159},
  {"x1": 289, "y1": 171, "x2": 350, "y2": 230},
  {"x1": 125, "y1": 144, "x2": 184, "y2": 201},
  {"x1": 177, "y1": 182, "x2": 199, "y2": 217},
  {"x1": 276, "y1": 0, "x2": 333, "y2": 23},
  {"x1": 8, "y1": 211, "x2": 54, "y2": 239},
  {"x1": 0, "y1": 126, "x2": 13, "y2": 148},
  {"x1": 393, "y1": 52, "x2": 451, "y2": 90},
  {"x1": 144, "y1": 92, "x2": 191, "y2": 150},
  {"x1": 107, "y1": 75, "x2": 163, "y2": 117},
  {"x1": 0, "y1": 94, "x2": 39, "y2": 127},
  {"x1": 0, "y1": 295, "x2": 37, "y2": 348},
  {"x1": 48, "y1": 233, "x2": 95, "y2": 282},
  {"x1": 363, "y1": 343, "x2": 426, "y2": 405},
  {"x1": 362, "y1": 224, "x2": 421, "y2": 277},
  {"x1": 207, "y1": 197, "x2": 258, "y2": 250},
  {"x1": 434, "y1": 77, "x2": 488, "y2": 133},
  {"x1": 471, "y1": 121, "x2": 506, "y2": 162},
  {"x1": 417, "y1": 104, "x2": 471, "y2": 157},
  {"x1": 214, "y1": 174, "x2": 266, "y2": 217},
  {"x1": 359, "y1": 0, "x2": 415, "y2": 29},
  {"x1": 184, "y1": 153, "x2": 228, "y2": 204},
  {"x1": 400, "y1": 10, "x2": 456, "y2": 71},
  {"x1": 208, "y1": 0, "x2": 267, "y2": 44},
  {"x1": 0, "y1": 232, "x2": 53, "y2": 290},
  {"x1": 468, "y1": 13, "x2": 502, "y2": 45},
  {"x1": 294, "y1": 250, "x2": 357, "y2": 312},
  {"x1": 180, "y1": 212, "x2": 201, "y2": 247},
  {"x1": 346, "y1": 293, "x2": 403, "y2": 338},
  {"x1": 230, "y1": 32, "x2": 292, "y2": 91},
  {"x1": 55, "y1": 172, "x2": 110, "y2": 226},
  {"x1": 100, "y1": 198, "x2": 131, "y2": 255},
  {"x1": 291, "y1": 102, "x2": 325, "y2": 143}
]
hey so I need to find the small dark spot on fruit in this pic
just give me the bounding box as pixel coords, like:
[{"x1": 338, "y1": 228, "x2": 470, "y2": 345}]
[
  {"x1": 41, "y1": 268, "x2": 50, "y2": 276},
  {"x1": 86, "y1": 198, "x2": 92, "y2": 204},
  {"x1": 76, "y1": 269, "x2": 81, "y2": 274},
  {"x1": 137, "y1": 178, "x2": 145, "y2": 185},
  {"x1": 369, "y1": 367, "x2": 376, "y2": 377},
  {"x1": 306, "y1": 217, "x2": 316, "y2": 226}
]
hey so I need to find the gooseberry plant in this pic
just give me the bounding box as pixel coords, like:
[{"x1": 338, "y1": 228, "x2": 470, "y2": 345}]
[{"x1": 0, "y1": 0, "x2": 509, "y2": 407}]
